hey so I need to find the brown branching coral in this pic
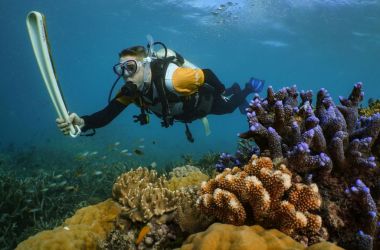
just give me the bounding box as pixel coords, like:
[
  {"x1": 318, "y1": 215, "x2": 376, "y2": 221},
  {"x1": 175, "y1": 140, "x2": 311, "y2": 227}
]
[
  {"x1": 112, "y1": 167, "x2": 179, "y2": 223},
  {"x1": 175, "y1": 186, "x2": 215, "y2": 233},
  {"x1": 197, "y1": 155, "x2": 324, "y2": 242}
]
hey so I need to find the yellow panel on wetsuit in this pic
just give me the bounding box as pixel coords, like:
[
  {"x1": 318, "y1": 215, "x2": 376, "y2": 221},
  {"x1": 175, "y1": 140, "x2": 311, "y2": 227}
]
[{"x1": 172, "y1": 67, "x2": 205, "y2": 95}]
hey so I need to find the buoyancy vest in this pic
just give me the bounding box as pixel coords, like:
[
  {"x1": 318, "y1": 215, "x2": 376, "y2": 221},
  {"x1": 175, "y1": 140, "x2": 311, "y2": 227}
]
[{"x1": 139, "y1": 52, "x2": 215, "y2": 127}]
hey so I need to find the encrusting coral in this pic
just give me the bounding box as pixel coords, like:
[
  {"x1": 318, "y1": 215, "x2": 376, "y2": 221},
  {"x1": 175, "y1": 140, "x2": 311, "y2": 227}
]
[
  {"x1": 167, "y1": 165, "x2": 209, "y2": 191},
  {"x1": 169, "y1": 165, "x2": 203, "y2": 178},
  {"x1": 16, "y1": 199, "x2": 121, "y2": 250},
  {"x1": 112, "y1": 167, "x2": 179, "y2": 223},
  {"x1": 180, "y1": 223, "x2": 343, "y2": 250},
  {"x1": 235, "y1": 83, "x2": 380, "y2": 249},
  {"x1": 359, "y1": 99, "x2": 380, "y2": 117},
  {"x1": 197, "y1": 155, "x2": 324, "y2": 243}
]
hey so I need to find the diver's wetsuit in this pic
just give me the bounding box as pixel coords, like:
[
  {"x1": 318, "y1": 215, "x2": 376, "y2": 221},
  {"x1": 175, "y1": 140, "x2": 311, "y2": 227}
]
[{"x1": 81, "y1": 69, "x2": 251, "y2": 132}]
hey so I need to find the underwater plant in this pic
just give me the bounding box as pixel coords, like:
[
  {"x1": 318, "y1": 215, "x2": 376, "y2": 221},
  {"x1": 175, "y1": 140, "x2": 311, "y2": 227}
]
[{"x1": 0, "y1": 147, "x2": 140, "y2": 250}]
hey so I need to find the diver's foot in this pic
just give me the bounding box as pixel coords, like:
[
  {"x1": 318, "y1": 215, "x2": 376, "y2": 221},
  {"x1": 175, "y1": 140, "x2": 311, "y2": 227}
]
[
  {"x1": 225, "y1": 82, "x2": 241, "y2": 96},
  {"x1": 245, "y1": 77, "x2": 265, "y2": 94}
]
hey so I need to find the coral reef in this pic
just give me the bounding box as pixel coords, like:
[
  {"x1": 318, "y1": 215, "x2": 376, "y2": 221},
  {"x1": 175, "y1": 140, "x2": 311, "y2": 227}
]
[
  {"x1": 198, "y1": 155, "x2": 324, "y2": 244},
  {"x1": 112, "y1": 167, "x2": 179, "y2": 223},
  {"x1": 167, "y1": 165, "x2": 209, "y2": 191},
  {"x1": 215, "y1": 139, "x2": 260, "y2": 172},
  {"x1": 103, "y1": 166, "x2": 214, "y2": 249},
  {"x1": 175, "y1": 186, "x2": 215, "y2": 233},
  {"x1": 169, "y1": 165, "x2": 203, "y2": 178},
  {"x1": 235, "y1": 83, "x2": 380, "y2": 249},
  {"x1": 180, "y1": 223, "x2": 343, "y2": 250},
  {"x1": 16, "y1": 199, "x2": 121, "y2": 250},
  {"x1": 112, "y1": 166, "x2": 213, "y2": 233},
  {"x1": 101, "y1": 217, "x2": 181, "y2": 250}
]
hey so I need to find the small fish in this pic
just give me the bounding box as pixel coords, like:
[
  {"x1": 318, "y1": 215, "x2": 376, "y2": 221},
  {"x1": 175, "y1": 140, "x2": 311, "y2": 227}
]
[
  {"x1": 53, "y1": 174, "x2": 63, "y2": 179},
  {"x1": 82, "y1": 151, "x2": 89, "y2": 157},
  {"x1": 41, "y1": 188, "x2": 49, "y2": 192},
  {"x1": 25, "y1": 199, "x2": 33, "y2": 203},
  {"x1": 126, "y1": 152, "x2": 133, "y2": 156},
  {"x1": 29, "y1": 208, "x2": 41, "y2": 213},
  {"x1": 26, "y1": 189, "x2": 35, "y2": 193},
  {"x1": 75, "y1": 172, "x2": 87, "y2": 178},
  {"x1": 121, "y1": 149, "x2": 129, "y2": 153},
  {"x1": 134, "y1": 149, "x2": 144, "y2": 155},
  {"x1": 93, "y1": 171, "x2": 103, "y2": 176},
  {"x1": 64, "y1": 186, "x2": 76, "y2": 192},
  {"x1": 150, "y1": 162, "x2": 157, "y2": 168},
  {"x1": 101, "y1": 156, "x2": 107, "y2": 160},
  {"x1": 138, "y1": 145, "x2": 145, "y2": 149},
  {"x1": 114, "y1": 141, "x2": 120, "y2": 146},
  {"x1": 139, "y1": 138, "x2": 145, "y2": 142},
  {"x1": 58, "y1": 180, "x2": 67, "y2": 186},
  {"x1": 152, "y1": 141, "x2": 156, "y2": 144},
  {"x1": 49, "y1": 183, "x2": 57, "y2": 188},
  {"x1": 63, "y1": 226, "x2": 70, "y2": 231},
  {"x1": 90, "y1": 151, "x2": 98, "y2": 156}
]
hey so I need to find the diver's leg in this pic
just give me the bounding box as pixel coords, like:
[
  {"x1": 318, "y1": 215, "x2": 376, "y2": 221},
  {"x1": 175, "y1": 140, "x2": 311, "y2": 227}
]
[
  {"x1": 210, "y1": 87, "x2": 252, "y2": 115},
  {"x1": 202, "y1": 69, "x2": 225, "y2": 94},
  {"x1": 224, "y1": 82, "x2": 241, "y2": 96}
]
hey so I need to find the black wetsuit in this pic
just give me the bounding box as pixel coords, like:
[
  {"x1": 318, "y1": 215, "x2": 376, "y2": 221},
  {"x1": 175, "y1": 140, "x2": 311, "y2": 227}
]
[{"x1": 82, "y1": 69, "x2": 250, "y2": 132}]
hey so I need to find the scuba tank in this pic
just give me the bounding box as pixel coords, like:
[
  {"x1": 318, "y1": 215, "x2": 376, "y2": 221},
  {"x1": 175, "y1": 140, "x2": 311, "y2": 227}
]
[{"x1": 156, "y1": 48, "x2": 199, "y2": 69}]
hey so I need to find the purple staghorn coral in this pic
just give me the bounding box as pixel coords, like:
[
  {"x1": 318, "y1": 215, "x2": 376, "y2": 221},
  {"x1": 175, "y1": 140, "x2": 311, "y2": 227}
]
[
  {"x1": 238, "y1": 83, "x2": 380, "y2": 250},
  {"x1": 239, "y1": 83, "x2": 380, "y2": 179}
]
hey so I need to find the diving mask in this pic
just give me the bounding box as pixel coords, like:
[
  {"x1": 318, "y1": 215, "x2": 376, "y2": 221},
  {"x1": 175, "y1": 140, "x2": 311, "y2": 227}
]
[{"x1": 113, "y1": 59, "x2": 142, "y2": 77}]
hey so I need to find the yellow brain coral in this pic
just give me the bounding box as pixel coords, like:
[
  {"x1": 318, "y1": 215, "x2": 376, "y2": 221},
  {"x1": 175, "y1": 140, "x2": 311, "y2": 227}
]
[
  {"x1": 197, "y1": 155, "x2": 323, "y2": 238},
  {"x1": 16, "y1": 199, "x2": 121, "y2": 250},
  {"x1": 180, "y1": 223, "x2": 344, "y2": 250}
]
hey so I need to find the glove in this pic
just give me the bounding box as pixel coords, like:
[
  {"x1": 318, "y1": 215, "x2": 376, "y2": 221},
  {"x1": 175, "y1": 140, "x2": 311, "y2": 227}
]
[{"x1": 56, "y1": 113, "x2": 84, "y2": 135}]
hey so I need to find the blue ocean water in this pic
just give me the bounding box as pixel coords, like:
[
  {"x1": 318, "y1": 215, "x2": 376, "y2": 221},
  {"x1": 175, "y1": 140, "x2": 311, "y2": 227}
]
[{"x1": 1, "y1": 0, "x2": 379, "y2": 166}]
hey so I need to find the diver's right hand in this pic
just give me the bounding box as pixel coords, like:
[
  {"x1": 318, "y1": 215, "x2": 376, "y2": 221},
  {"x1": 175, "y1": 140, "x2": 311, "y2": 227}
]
[{"x1": 56, "y1": 113, "x2": 85, "y2": 135}]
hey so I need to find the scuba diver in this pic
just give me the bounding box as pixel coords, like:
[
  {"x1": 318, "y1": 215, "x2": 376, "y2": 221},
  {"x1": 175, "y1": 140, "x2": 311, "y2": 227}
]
[{"x1": 56, "y1": 40, "x2": 264, "y2": 142}]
